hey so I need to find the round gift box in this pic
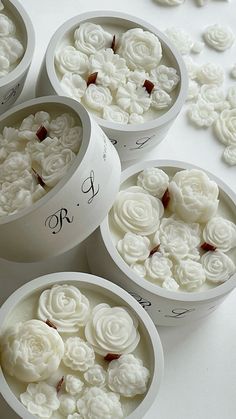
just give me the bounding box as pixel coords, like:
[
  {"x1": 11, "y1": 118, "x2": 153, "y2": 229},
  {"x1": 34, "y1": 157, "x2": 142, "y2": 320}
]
[
  {"x1": 36, "y1": 10, "x2": 188, "y2": 161},
  {"x1": 0, "y1": 0, "x2": 35, "y2": 114},
  {"x1": 86, "y1": 160, "x2": 236, "y2": 326},
  {"x1": 0, "y1": 271, "x2": 164, "y2": 419},
  {"x1": 0, "y1": 96, "x2": 121, "y2": 262}
]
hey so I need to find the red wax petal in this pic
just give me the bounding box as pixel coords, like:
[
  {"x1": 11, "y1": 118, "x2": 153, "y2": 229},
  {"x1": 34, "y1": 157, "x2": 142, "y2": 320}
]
[
  {"x1": 201, "y1": 242, "x2": 217, "y2": 251},
  {"x1": 111, "y1": 35, "x2": 116, "y2": 52},
  {"x1": 45, "y1": 319, "x2": 57, "y2": 329},
  {"x1": 32, "y1": 169, "x2": 46, "y2": 188},
  {"x1": 149, "y1": 245, "x2": 160, "y2": 257},
  {"x1": 104, "y1": 353, "x2": 121, "y2": 362},
  {"x1": 162, "y1": 189, "x2": 170, "y2": 208},
  {"x1": 56, "y1": 376, "x2": 64, "y2": 393},
  {"x1": 36, "y1": 125, "x2": 48, "y2": 141},
  {"x1": 143, "y1": 79, "x2": 155, "y2": 94},
  {"x1": 87, "y1": 72, "x2": 98, "y2": 86}
]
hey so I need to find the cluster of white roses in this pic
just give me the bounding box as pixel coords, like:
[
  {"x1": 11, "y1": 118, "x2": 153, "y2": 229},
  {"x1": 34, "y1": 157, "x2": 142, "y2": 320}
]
[
  {"x1": 55, "y1": 22, "x2": 180, "y2": 125},
  {"x1": 0, "y1": 111, "x2": 82, "y2": 217},
  {"x1": 112, "y1": 167, "x2": 236, "y2": 292},
  {"x1": 1, "y1": 284, "x2": 150, "y2": 418}
]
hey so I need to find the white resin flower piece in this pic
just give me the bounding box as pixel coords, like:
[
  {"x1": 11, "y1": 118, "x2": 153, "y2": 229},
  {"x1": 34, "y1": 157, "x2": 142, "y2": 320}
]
[
  {"x1": 0, "y1": 37, "x2": 24, "y2": 65},
  {"x1": 203, "y1": 217, "x2": 236, "y2": 252},
  {"x1": 74, "y1": 22, "x2": 112, "y2": 55},
  {"x1": 83, "y1": 84, "x2": 112, "y2": 111},
  {"x1": 162, "y1": 277, "x2": 179, "y2": 290},
  {"x1": 63, "y1": 337, "x2": 95, "y2": 371},
  {"x1": 187, "y1": 80, "x2": 200, "y2": 101},
  {"x1": 145, "y1": 253, "x2": 173, "y2": 283},
  {"x1": 230, "y1": 64, "x2": 236, "y2": 80},
  {"x1": 85, "y1": 303, "x2": 140, "y2": 356},
  {"x1": 116, "y1": 82, "x2": 151, "y2": 115},
  {"x1": 202, "y1": 251, "x2": 236, "y2": 283},
  {"x1": 60, "y1": 73, "x2": 87, "y2": 101},
  {"x1": 0, "y1": 151, "x2": 31, "y2": 183},
  {"x1": 130, "y1": 263, "x2": 147, "y2": 277},
  {"x1": 203, "y1": 24, "x2": 235, "y2": 51},
  {"x1": 59, "y1": 394, "x2": 77, "y2": 416},
  {"x1": 20, "y1": 382, "x2": 60, "y2": 418},
  {"x1": 191, "y1": 41, "x2": 204, "y2": 54},
  {"x1": 77, "y1": 387, "x2": 123, "y2": 419},
  {"x1": 65, "y1": 374, "x2": 84, "y2": 395},
  {"x1": 165, "y1": 27, "x2": 193, "y2": 55},
  {"x1": 38, "y1": 284, "x2": 90, "y2": 333},
  {"x1": 55, "y1": 46, "x2": 89, "y2": 76},
  {"x1": 197, "y1": 62, "x2": 224, "y2": 85},
  {"x1": 174, "y1": 259, "x2": 206, "y2": 290},
  {"x1": 227, "y1": 85, "x2": 236, "y2": 108},
  {"x1": 103, "y1": 105, "x2": 129, "y2": 124},
  {"x1": 60, "y1": 126, "x2": 83, "y2": 154},
  {"x1": 199, "y1": 84, "x2": 228, "y2": 112},
  {"x1": 137, "y1": 167, "x2": 169, "y2": 198},
  {"x1": 107, "y1": 354, "x2": 150, "y2": 397},
  {"x1": 223, "y1": 145, "x2": 236, "y2": 166},
  {"x1": 154, "y1": 0, "x2": 185, "y2": 5},
  {"x1": 117, "y1": 232, "x2": 151, "y2": 265},
  {"x1": 183, "y1": 56, "x2": 199, "y2": 80},
  {"x1": 129, "y1": 113, "x2": 144, "y2": 124},
  {"x1": 150, "y1": 65, "x2": 180, "y2": 92},
  {"x1": 84, "y1": 364, "x2": 107, "y2": 387},
  {"x1": 1, "y1": 319, "x2": 64, "y2": 382},
  {"x1": 127, "y1": 70, "x2": 148, "y2": 86},
  {"x1": 0, "y1": 14, "x2": 16, "y2": 37},
  {"x1": 151, "y1": 89, "x2": 172, "y2": 110},
  {"x1": 214, "y1": 109, "x2": 236, "y2": 145},
  {"x1": 188, "y1": 100, "x2": 218, "y2": 127},
  {"x1": 41, "y1": 148, "x2": 76, "y2": 187}
]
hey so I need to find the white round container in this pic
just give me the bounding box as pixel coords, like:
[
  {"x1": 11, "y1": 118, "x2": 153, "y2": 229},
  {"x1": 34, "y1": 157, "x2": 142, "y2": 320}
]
[
  {"x1": 36, "y1": 11, "x2": 188, "y2": 161},
  {"x1": 0, "y1": 96, "x2": 121, "y2": 262},
  {"x1": 87, "y1": 160, "x2": 236, "y2": 326},
  {"x1": 0, "y1": 0, "x2": 35, "y2": 113},
  {"x1": 0, "y1": 271, "x2": 164, "y2": 419}
]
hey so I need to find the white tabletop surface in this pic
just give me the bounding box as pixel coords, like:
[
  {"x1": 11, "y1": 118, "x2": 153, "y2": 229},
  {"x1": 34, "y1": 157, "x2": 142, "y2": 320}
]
[{"x1": 0, "y1": 0, "x2": 236, "y2": 418}]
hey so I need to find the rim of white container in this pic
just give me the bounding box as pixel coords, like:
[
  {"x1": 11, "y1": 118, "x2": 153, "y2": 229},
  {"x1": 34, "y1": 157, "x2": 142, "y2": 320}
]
[
  {"x1": 45, "y1": 10, "x2": 188, "y2": 132},
  {"x1": 0, "y1": 272, "x2": 164, "y2": 419},
  {"x1": 0, "y1": 0, "x2": 35, "y2": 88},
  {"x1": 0, "y1": 95, "x2": 93, "y2": 225},
  {"x1": 100, "y1": 159, "x2": 236, "y2": 303}
]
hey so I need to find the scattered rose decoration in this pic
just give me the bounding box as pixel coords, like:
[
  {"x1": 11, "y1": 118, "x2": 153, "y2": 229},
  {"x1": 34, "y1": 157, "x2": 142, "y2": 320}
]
[
  {"x1": 144, "y1": 253, "x2": 173, "y2": 283},
  {"x1": 65, "y1": 375, "x2": 84, "y2": 395},
  {"x1": 59, "y1": 394, "x2": 77, "y2": 416},
  {"x1": 188, "y1": 100, "x2": 218, "y2": 127},
  {"x1": 203, "y1": 217, "x2": 236, "y2": 252},
  {"x1": 74, "y1": 22, "x2": 112, "y2": 55},
  {"x1": 151, "y1": 89, "x2": 172, "y2": 110},
  {"x1": 20, "y1": 382, "x2": 60, "y2": 418},
  {"x1": 199, "y1": 84, "x2": 228, "y2": 111},
  {"x1": 63, "y1": 337, "x2": 95, "y2": 371},
  {"x1": 197, "y1": 62, "x2": 224, "y2": 85},
  {"x1": 214, "y1": 109, "x2": 236, "y2": 145},
  {"x1": 223, "y1": 145, "x2": 236, "y2": 166},
  {"x1": 77, "y1": 387, "x2": 123, "y2": 419},
  {"x1": 137, "y1": 167, "x2": 169, "y2": 198},
  {"x1": 183, "y1": 56, "x2": 200, "y2": 80},
  {"x1": 174, "y1": 259, "x2": 206, "y2": 290},
  {"x1": 165, "y1": 27, "x2": 194, "y2": 55},
  {"x1": 202, "y1": 251, "x2": 236, "y2": 283},
  {"x1": 117, "y1": 232, "x2": 151, "y2": 265},
  {"x1": 84, "y1": 364, "x2": 107, "y2": 387},
  {"x1": 227, "y1": 85, "x2": 236, "y2": 108},
  {"x1": 187, "y1": 80, "x2": 200, "y2": 101},
  {"x1": 203, "y1": 24, "x2": 235, "y2": 52},
  {"x1": 55, "y1": 46, "x2": 89, "y2": 76},
  {"x1": 150, "y1": 65, "x2": 180, "y2": 92}
]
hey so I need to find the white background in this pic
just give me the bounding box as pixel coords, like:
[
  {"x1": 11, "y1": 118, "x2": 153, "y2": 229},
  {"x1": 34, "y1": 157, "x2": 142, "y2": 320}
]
[{"x1": 0, "y1": 0, "x2": 236, "y2": 418}]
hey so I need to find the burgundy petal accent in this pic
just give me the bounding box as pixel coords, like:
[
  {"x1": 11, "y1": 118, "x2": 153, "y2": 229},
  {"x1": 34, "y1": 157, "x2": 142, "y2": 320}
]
[
  {"x1": 149, "y1": 245, "x2": 160, "y2": 257},
  {"x1": 45, "y1": 319, "x2": 57, "y2": 329},
  {"x1": 111, "y1": 35, "x2": 116, "y2": 52},
  {"x1": 201, "y1": 242, "x2": 217, "y2": 252},
  {"x1": 32, "y1": 168, "x2": 46, "y2": 188},
  {"x1": 143, "y1": 79, "x2": 155, "y2": 94},
  {"x1": 162, "y1": 189, "x2": 170, "y2": 209},
  {"x1": 87, "y1": 72, "x2": 98, "y2": 86},
  {"x1": 56, "y1": 376, "x2": 64, "y2": 393},
  {"x1": 104, "y1": 353, "x2": 121, "y2": 362},
  {"x1": 36, "y1": 125, "x2": 48, "y2": 142}
]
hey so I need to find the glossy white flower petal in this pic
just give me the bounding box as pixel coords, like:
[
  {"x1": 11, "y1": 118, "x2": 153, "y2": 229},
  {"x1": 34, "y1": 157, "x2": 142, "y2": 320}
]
[
  {"x1": 137, "y1": 167, "x2": 169, "y2": 198},
  {"x1": 116, "y1": 82, "x2": 151, "y2": 115},
  {"x1": 203, "y1": 24, "x2": 235, "y2": 51},
  {"x1": 203, "y1": 217, "x2": 236, "y2": 252},
  {"x1": 83, "y1": 84, "x2": 112, "y2": 111},
  {"x1": 63, "y1": 337, "x2": 95, "y2": 371},
  {"x1": 20, "y1": 382, "x2": 60, "y2": 418},
  {"x1": 174, "y1": 259, "x2": 206, "y2": 290},
  {"x1": 117, "y1": 232, "x2": 151, "y2": 265},
  {"x1": 202, "y1": 251, "x2": 236, "y2": 283},
  {"x1": 223, "y1": 145, "x2": 236, "y2": 166},
  {"x1": 77, "y1": 387, "x2": 123, "y2": 419},
  {"x1": 74, "y1": 22, "x2": 112, "y2": 55}
]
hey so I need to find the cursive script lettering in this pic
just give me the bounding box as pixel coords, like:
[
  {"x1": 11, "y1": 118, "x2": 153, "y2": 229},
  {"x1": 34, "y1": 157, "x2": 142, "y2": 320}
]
[
  {"x1": 130, "y1": 135, "x2": 155, "y2": 150},
  {"x1": 81, "y1": 170, "x2": 99, "y2": 204},
  {"x1": 45, "y1": 208, "x2": 74, "y2": 235},
  {"x1": 129, "y1": 292, "x2": 151, "y2": 309},
  {"x1": 165, "y1": 308, "x2": 195, "y2": 319}
]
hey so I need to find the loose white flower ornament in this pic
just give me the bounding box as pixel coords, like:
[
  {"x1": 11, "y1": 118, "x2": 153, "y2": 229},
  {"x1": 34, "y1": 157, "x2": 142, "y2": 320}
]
[
  {"x1": 203, "y1": 24, "x2": 235, "y2": 52},
  {"x1": 202, "y1": 251, "x2": 236, "y2": 283},
  {"x1": 63, "y1": 337, "x2": 95, "y2": 371},
  {"x1": 223, "y1": 145, "x2": 236, "y2": 166},
  {"x1": 188, "y1": 100, "x2": 218, "y2": 127},
  {"x1": 74, "y1": 23, "x2": 112, "y2": 55},
  {"x1": 165, "y1": 27, "x2": 193, "y2": 55},
  {"x1": 137, "y1": 167, "x2": 169, "y2": 198},
  {"x1": 20, "y1": 382, "x2": 60, "y2": 418},
  {"x1": 174, "y1": 259, "x2": 206, "y2": 290},
  {"x1": 203, "y1": 217, "x2": 236, "y2": 252},
  {"x1": 199, "y1": 84, "x2": 228, "y2": 111},
  {"x1": 116, "y1": 82, "x2": 151, "y2": 115},
  {"x1": 150, "y1": 65, "x2": 180, "y2": 92},
  {"x1": 197, "y1": 62, "x2": 224, "y2": 85},
  {"x1": 77, "y1": 387, "x2": 123, "y2": 419},
  {"x1": 117, "y1": 232, "x2": 151, "y2": 265},
  {"x1": 214, "y1": 109, "x2": 236, "y2": 145},
  {"x1": 151, "y1": 89, "x2": 172, "y2": 110}
]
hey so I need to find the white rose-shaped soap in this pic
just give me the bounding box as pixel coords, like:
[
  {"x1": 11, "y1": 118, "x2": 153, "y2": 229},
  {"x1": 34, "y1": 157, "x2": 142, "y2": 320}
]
[
  {"x1": 165, "y1": 27, "x2": 193, "y2": 55},
  {"x1": 117, "y1": 232, "x2": 151, "y2": 265},
  {"x1": 154, "y1": 0, "x2": 185, "y2": 5},
  {"x1": 65, "y1": 375, "x2": 84, "y2": 395},
  {"x1": 150, "y1": 65, "x2": 180, "y2": 92},
  {"x1": 103, "y1": 105, "x2": 129, "y2": 124},
  {"x1": 83, "y1": 84, "x2": 112, "y2": 111},
  {"x1": 168, "y1": 169, "x2": 219, "y2": 223},
  {"x1": 61, "y1": 73, "x2": 87, "y2": 101},
  {"x1": 74, "y1": 22, "x2": 112, "y2": 55},
  {"x1": 183, "y1": 56, "x2": 199, "y2": 80},
  {"x1": 0, "y1": 151, "x2": 30, "y2": 183},
  {"x1": 151, "y1": 89, "x2": 172, "y2": 110},
  {"x1": 227, "y1": 85, "x2": 236, "y2": 108},
  {"x1": 1, "y1": 319, "x2": 64, "y2": 382},
  {"x1": 27, "y1": 137, "x2": 62, "y2": 164},
  {"x1": 55, "y1": 45, "x2": 89, "y2": 76},
  {"x1": 0, "y1": 179, "x2": 33, "y2": 216},
  {"x1": 223, "y1": 145, "x2": 236, "y2": 166},
  {"x1": 49, "y1": 113, "x2": 75, "y2": 138},
  {"x1": 0, "y1": 37, "x2": 24, "y2": 64},
  {"x1": 0, "y1": 14, "x2": 16, "y2": 37},
  {"x1": 188, "y1": 100, "x2": 218, "y2": 127},
  {"x1": 187, "y1": 80, "x2": 200, "y2": 101},
  {"x1": 112, "y1": 186, "x2": 164, "y2": 235},
  {"x1": 116, "y1": 82, "x2": 151, "y2": 115},
  {"x1": 60, "y1": 126, "x2": 83, "y2": 154},
  {"x1": 41, "y1": 148, "x2": 76, "y2": 187},
  {"x1": 214, "y1": 109, "x2": 236, "y2": 145},
  {"x1": 203, "y1": 217, "x2": 236, "y2": 252},
  {"x1": 162, "y1": 277, "x2": 179, "y2": 290},
  {"x1": 117, "y1": 28, "x2": 162, "y2": 71},
  {"x1": 107, "y1": 354, "x2": 150, "y2": 397},
  {"x1": 144, "y1": 253, "x2": 173, "y2": 283},
  {"x1": 63, "y1": 337, "x2": 95, "y2": 371},
  {"x1": 77, "y1": 387, "x2": 123, "y2": 419},
  {"x1": 84, "y1": 365, "x2": 107, "y2": 387},
  {"x1": 137, "y1": 167, "x2": 169, "y2": 198},
  {"x1": 130, "y1": 263, "x2": 147, "y2": 277},
  {"x1": 18, "y1": 111, "x2": 51, "y2": 141},
  {"x1": 174, "y1": 259, "x2": 206, "y2": 290},
  {"x1": 129, "y1": 113, "x2": 144, "y2": 124},
  {"x1": 38, "y1": 284, "x2": 90, "y2": 333},
  {"x1": 203, "y1": 24, "x2": 235, "y2": 51},
  {"x1": 20, "y1": 382, "x2": 60, "y2": 418},
  {"x1": 199, "y1": 84, "x2": 228, "y2": 111},
  {"x1": 59, "y1": 394, "x2": 77, "y2": 416},
  {"x1": 202, "y1": 251, "x2": 236, "y2": 283},
  {"x1": 197, "y1": 62, "x2": 224, "y2": 85},
  {"x1": 85, "y1": 303, "x2": 140, "y2": 356},
  {"x1": 127, "y1": 70, "x2": 149, "y2": 86}
]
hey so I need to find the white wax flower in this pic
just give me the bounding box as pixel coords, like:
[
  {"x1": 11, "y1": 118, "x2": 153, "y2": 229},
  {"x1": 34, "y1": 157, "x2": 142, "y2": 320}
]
[
  {"x1": 107, "y1": 354, "x2": 150, "y2": 397},
  {"x1": 183, "y1": 56, "x2": 199, "y2": 80},
  {"x1": 191, "y1": 41, "x2": 204, "y2": 54},
  {"x1": 188, "y1": 100, "x2": 218, "y2": 127},
  {"x1": 165, "y1": 27, "x2": 193, "y2": 55},
  {"x1": 154, "y1": 0, "x2": 185, "y2": 5},
  {"x1": 187, "y1": 80, "x2": 200, "y2": 101},
  {"x1": 61, "y1": 73, "x2": 87, "y2": 101},
  {"x1": 60, "y1": 126, "x2": 83, "y2": 154},
  {"x1": 0, "y1": 151, "x2": 30, "y2": 184},
  {"x1": 227, "y1": 85, "x2": 236, "y2": 108},
  {"x1": 20, "y1": 382, "x2": 60, "y2": 418},
  {"x1": 74, "y1": 22, "x2": 112, "y2": 55},
  {"x1": 0, "y1": 14, "x2": 15, "y2": 36},
  {"x1": 203, "y1": 24, "x2": 235, "y2": 51},
  {"x1": 18, "y1": 111, "x2": 51, "y2": 141},
  {"x1": 0, "y1": 127, "x2": 23, "y2": 157},
  {"x1": 55, "y1": 45, "x2": 89, "y2": 76},
  {"x1": 174, "y1": 259, "x2": 206, "y2": 290},
  {"x1": 202, "y1": 251, "x2": 236, "y2": 283},
  {"x1": 0, "y1": 54, "x2": 9, "y2": 76},
  {"x1": 85, "y1": 303, "x2": 140, "y2": 356},
  {"x1": 89, "y1": 49, "x2": 129, "y2": 90},
  {"x1": 84, "y1": 364, "x2": 107, "y2": 387},
  {"x1": 130, "y1": 263, "x2": 147, "y2": 277},
  {"x1": 103, "y1": 105, "x2": 129, "y2": 124},
  {"x1": 41, "y1": 148, "x2": 76, "y2": 187},
  {"x1": 0, "y1": 178, "x2": 33, "y2": 216},
  {"x1": 1, "y1": 319, "x2": 64, "y2": 382},
  {"x1": 127, "y1": 70, "x2": 149, "y2": 86},
  {"x1": 197, "y1": 62, "x2": 224, "y2": 85},
  {"x1": 203, "y1": 217, "x2": 236, "y2": 252},
  {"x1": 112, "y1": 186, "x2": 164, "y2": 235},
  {"x1": 199, "y1": 84, "x2": 229, "y2": 112},
  {"x1": 129, "y1": 113, "x2": 144, "y2": 124},
  {"x1": 117, "y1": 232, "x2": 151, "y2": 265},
  {"x1": 38, "y1": 284, "x2": 90, "y2": 333},
  {"x1": 151, "y1": 89, "x2": 172, "y2": 110},
  {"x1": 59, "y1": 394, "x2": 77, "y2": 416},
  {"x1": 63, "y1": 337, "x2": 95, "y2": 372},
  {"x1": 162, "y1": 277, "x2": 179, "y2": 290},
  {"x1": 27, "y1": 137, "x2": 62, "y2": 165},
  {"x1": 230, "y1": 64, "x2": 236, "y2": 80},
  {"x1": 137, "y1": 167, "x2": 169, "y2": 198},
  {"x1": 145, "y1": 253, "x2": 173, "y2": 283},
  {"x1": 49, "y1": 113, "x2": 75, "y2": 138},
  {"x1": 214, "y1": 109, "x2": 236, "y2": 145},
  {"x1": 168, "y1": 169, "x2": 219, "y2": 223},
  {"x1": 68, "y1": 414, "x2": 82, "y2": 419},
  {"x1": 117, "y1": 28, "x2": 162, "y2": 71},
  {"x1": 156, "y1": 217, "x2": 201, "y2": 260},
  {"x1": 223, "y1": 145, "x2": 236, "y2": 166},
  {"x1": 0, "y1": 37, "x2": 24, "y2": 64},
  {"x1": 116, "y1": 82, "x2": 151, "y2": 115},
  {"x1": 77, "y1": 387, "x2": 123, "y2": 419},
  {"x1": 65, "y1": 375, "x2": 84, "y2": 396},
  {"x1": 150, "y1": 65, "x2": 180, "y2": 92},
  {"x1": 83, "y1": 84, "x2": 112, "y2": 111}
]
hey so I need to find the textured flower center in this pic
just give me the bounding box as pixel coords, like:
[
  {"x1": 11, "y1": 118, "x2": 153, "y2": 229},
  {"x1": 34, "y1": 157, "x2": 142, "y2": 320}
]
[
  {"x1": 35, "y1": 393, "x2": 47, "y2": 405},
  {"x1": 104, "y1": 61, "x2": 115, "y2": 75}
]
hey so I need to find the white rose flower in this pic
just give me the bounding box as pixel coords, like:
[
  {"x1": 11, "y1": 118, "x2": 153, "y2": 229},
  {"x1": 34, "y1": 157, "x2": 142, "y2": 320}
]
[
  {"x1": 107, "y1": 354, "x2": 150, "y2": 397},
  {"x1": 60, "y1": 73, "x2": 87, "y2": 101},
  {"x1": 0, "y1": 151, "x2": 30, "y2": 183},
  {"x1": 60, "y1": 126, "x2": 83, "y2": 154},
  {"x1": 191, "y1": 41, "x2": 204, "y2": 54},
  {"x1": 127, "y1": 70, "x2": 149, "y2": 86},
  {"x1": 137, "y1": 167, "x2": 169, "y2": 198},
  {"x1": 0, "y1": 179, "x2": 33, "y2": 216},
  {"x1": 197, "y1": 62, "x2": 224, "y2": 85},
  {"x1": 183, "y1": 56, "x2": 199, "y2": 80},
  {"x1": 116, "y1": 82, "x2": 151, "y2": 115},
  {"x1": 41, "y1": 148, "x2": 76, "y2": 187},
  {"x1": 65, "y1": 375, "x2": 84, "y2": 396},
  {"x1": 130, "y1": 263, "x2": 146, "y2": 277},
  {"x1": 188, "y1": 100, "x2": 218, "y2": 127},
  {"x1": 77, "y1": 387, "x2": 123, "y2": 419},
  {"x1": 203, "y1": 24, "x2": 235, "y2": 51},
  {"x1": 154, "y1": 0, "x2": 185, "y2": 5},
  {"x1": 0, "y1": 37, "x2": 24, "y2": 64},
  {"x1": 0, "y1": 55, "x2": 9, "y2": 76},
  {"x1": 223, "y1": 145, "x2": 236, "y2": 166},
  {"x1": 103, "y1": 105, "x2": 129, "y2": 124},
  {"x1": 84, "y1": 365, "x2": 107, "y2": 387},
  {"x1": 18, "y1": 112, "x2": 50, "y2": 141},
  {"x1": 187, "y1": 80, "x2": 200, "y2": 102},
  {"x1": 1, "y1": 319, "x2": 64, "y2": 382},
  {"x1": 112, "y1": 186, "x2": 164, "y2": 235},
  {"x1": 74, "y1": 22, "x2": 112, "y2": 55},
  {"x1": 85, "y1": 303, "x2": 140, "y2": 356},
  {"x1": 174, "y1": 259, "x2": 206, "y2": 291},
  {"x1": 203, "y1": 217, "x2": 236, "y2": 252},
  {"x1": 214, "y1": 109, "x2": 236, "y2": 145},
  {"x1": 49, "y1": 113, "x2": 75, "y2": 138},
  {"x1": 230, "y1": 64, "x2": 236, "y2": 80},
  {"x1": 151, "y1": 88, "x2": 172, "y2": 110},
  {"x1": 165, "y1": 27, "x2": 193, "y2": 55},
  {"x1": 150, "y1": 65, "x2": 180, "y2": 92},
  {"x1": 129, "y1": 113, "x2": 144, "y2": 124},
  {"x1": 168, "y1": 169, "x2": 219, "y2": 223},
  {"x1": 63, "y1": 337, "x2": 95, "y2": 371},
  {"x1": 0, "y1": 13, "x2": 16, "y2": 37},
  {"x1": 117, "y1": 28, "x2": 162, "y2": 71},
  {"x1": 1, "y1": 127, "x2": 23, "y2": 155},
  {"x1": 89, "y1": 49, "x2": 129, "y2": 90},
  {"x1": 83, "y1": 84, "x2": 112, "y2": 111},
  {"x1": 199, "y1": 84, "x2": 229, "y2": 111},
  {"x1": 20, "y1": 382, "x2": 60, "y2": 418},
  {"x1": 145, "y1": 253, "x2": 173, "y2": 283},
  {"x1": 27, "y1": 137, "x2": 62, "y2": 165},
  {"x1": 157, "y1": 217, "x2": 201, "y2": 260},
  {"x1": 162, "y1": 277, "x2": 179, "y2": 290},
  {"x1": 59, "y1": 394, "x2": 77, "y2": 416},
  {"x1": 202, "y1": 251, "x2": 236, "y2": 283},
  {"x1": 227, "y1": 85, "x2": 236, "y2": 108},
  {"x1": 55, "y1": 45, "x2": 89, "y2": 76},
  {"x1": 117, "y1": 232, "x2": 151, "y2": 265},
  {"x1": 38, "y1": 284, "x2": 90, "y2": 333}
]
